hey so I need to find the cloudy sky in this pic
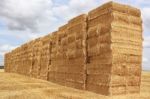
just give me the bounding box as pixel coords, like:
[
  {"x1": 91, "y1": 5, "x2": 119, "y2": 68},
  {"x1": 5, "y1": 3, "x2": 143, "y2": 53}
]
[{"x1": 0, "y1": 0, "x2": 149, "y2": 70}]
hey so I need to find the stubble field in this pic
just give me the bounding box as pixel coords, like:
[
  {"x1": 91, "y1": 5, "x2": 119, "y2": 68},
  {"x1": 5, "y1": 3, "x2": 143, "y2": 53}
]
[{"x1": 0, "y1": 70, "x2": 149, "y2": 99}]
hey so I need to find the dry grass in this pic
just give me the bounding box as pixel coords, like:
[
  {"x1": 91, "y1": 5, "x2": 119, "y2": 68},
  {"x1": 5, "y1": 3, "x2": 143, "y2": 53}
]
[
  {"x1": 0, "y1": 71, "x2": 149, "y2": 99},
  {"x1": 0, "y1": 69, "x2": 4, "y2": 72}
]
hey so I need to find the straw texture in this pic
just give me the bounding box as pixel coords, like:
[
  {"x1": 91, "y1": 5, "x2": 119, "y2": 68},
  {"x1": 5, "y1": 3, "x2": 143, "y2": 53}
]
[{"x1": 4, "y1": 1, "x2": 143, "y2": 96}]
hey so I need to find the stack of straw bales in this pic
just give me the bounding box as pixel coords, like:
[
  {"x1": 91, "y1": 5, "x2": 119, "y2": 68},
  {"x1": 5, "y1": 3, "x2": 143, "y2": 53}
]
[
  {"x1": 30, "y1": 38, "x2": 42, "y2": 78},
  {"x1": 15, "y1": 47, "x2": 22, "y2": 74},
  {"x1": 86, "y1": 2, "x2": 143, "y2": 95},
  {"x1": 48, "y1": 31, "x2": 58, "y2": 82},
  {"x1": 109, "y1": 3, "x2": 143, "y2": 95},
  {"x1": 65, "y1": 14, "x2": 87, "y2": 89},
  {"x1": 4, "y1": 53, "x2": 11, "y2": 72},
  {"x1": 4, "y1": 1, "x2": 143, "y2": 96},
  {"x1": 87, "y1": 2, "x2": 113, "y2": 95},
  {"x1": 52, "y1": 25, "x2": 68, "y2": 85},
  {"x1": 21, "y1": 44, "x2": 31, "y2": 75},
  {"x1": 39, "y1": 34, "x2": 51, "y2": 80}
]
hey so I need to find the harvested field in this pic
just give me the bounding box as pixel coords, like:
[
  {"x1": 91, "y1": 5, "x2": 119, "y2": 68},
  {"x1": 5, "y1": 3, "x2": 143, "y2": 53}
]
[
  {"x1": 0, "y1": 69, "x2": 4, "y2": 72},
  {"x1": 0, "y1": 71, "x2": 149, "y2": 99}
]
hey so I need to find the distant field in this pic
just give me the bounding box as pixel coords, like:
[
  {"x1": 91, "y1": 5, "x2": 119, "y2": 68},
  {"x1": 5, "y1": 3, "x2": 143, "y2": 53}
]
[
  {"x1": 0, "y1": 71, "x2": 150, "y2": 99},
  {"x1": 0, "y1": 69, "x2": 4, "y2": 72}
]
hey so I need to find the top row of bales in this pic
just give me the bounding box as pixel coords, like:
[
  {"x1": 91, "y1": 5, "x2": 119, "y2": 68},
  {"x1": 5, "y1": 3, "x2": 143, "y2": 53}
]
[{"x1": 4, "y1": 1, "x2": 143, "y2": 96}]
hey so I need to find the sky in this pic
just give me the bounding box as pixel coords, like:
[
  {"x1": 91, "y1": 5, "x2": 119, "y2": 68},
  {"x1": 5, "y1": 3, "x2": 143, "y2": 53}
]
[{"x1": 0, "y1": 0, "x2": 149, "y2": 70}]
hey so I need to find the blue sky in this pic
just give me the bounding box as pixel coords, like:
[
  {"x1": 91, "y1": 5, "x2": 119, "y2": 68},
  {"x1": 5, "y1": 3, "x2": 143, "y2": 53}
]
[{"x1": 0, "y1": 0, "x2": 150, "y2": 70}]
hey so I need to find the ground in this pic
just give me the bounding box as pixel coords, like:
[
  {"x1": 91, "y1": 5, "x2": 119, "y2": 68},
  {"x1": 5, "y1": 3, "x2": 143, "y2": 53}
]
[{"x1": 0, "y1": 70, "x2": 150, "y2": 99}]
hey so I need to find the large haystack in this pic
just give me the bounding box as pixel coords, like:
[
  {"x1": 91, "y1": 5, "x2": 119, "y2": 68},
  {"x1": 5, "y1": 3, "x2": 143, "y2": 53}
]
[{"x1": 4, "y1": 1, "x2": 143, "y2": 95}]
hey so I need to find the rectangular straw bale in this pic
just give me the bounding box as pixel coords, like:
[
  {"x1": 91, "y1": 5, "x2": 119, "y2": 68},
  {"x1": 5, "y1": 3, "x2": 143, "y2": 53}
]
[
  {"x1": 111, "y1": 2, "x2": 141, "y2": 17},
  {"x1": 110, "y1": 75, "x2": 126, "y2": 87},
  {"x1": 88, "y1": 2, "x2": 112, "y2": 20},
  {"x1": 127, "y1": 76, "x2": 140, "y2": 86},
  {"x1": 126, "y1": 86, "x2": 140, "y2": 93},
  {"x1": 110, "y1": 86, "x2": 126, "y2": 95},
  {"x1": 88, "y1": 13, "x2": 112, "y2": 27},
  {"x1": 86, "y1": 83, "x2": 110, "y2": 95},
  {"x1": 127, "y1": 5, "x2": 141, "y2": 17},
  {"x1": 127, "y1": 66, "x2": 141, "y2": 76},
  {"x1": 87, "y1": 74, "x2": 110, "y2": 85},
  {"x1": 68, "y1": 14, "x2": 87, "y2": 26},
  {"x1": 87, "y1": 64, "x2": 111, "y2": 75},
  {"x1": 65, "y1": 80, "x2": 84, "y2": 89},
  {"x1": 111, "y1": 64, "x2": 126, "y2": 76}
]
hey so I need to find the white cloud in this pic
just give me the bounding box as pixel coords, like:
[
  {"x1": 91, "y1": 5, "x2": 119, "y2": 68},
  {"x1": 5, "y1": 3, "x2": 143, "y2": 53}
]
[
  {"x1": 143, "y1": 57, "x2": 148, "y2": 63},
  {"x1": 0, "y1": 0, "x2": 54, "y2": 32},
  {"x1": 143, "y1": 45, "x2": 150, "y2": 70},
  {"x1": 0, "y1": 0, "x2": 108, "y2": 41},
  {"x1": 143, "y1": 36, "x2": 150, "y2": 48},
  {"x1": 141, "y1": 7, "x2": 150, "y2": 34},
  {"x1": 0, "y1": 44, "x2": 17, "y2": 56},
  {"x1": 52, "y1": 0, "x2": 109, "y2": 22}
]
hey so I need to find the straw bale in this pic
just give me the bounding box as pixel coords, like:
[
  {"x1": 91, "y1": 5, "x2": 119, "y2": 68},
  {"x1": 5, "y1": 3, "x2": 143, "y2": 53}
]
[
  {"x1": 90, "y1": 54, "x2": 112, "y2": 63},
  {"x1": 86, "y1": 84, "x2": 109, "y2": 95},
  {"x1": 65, "y1": 80, "x2": 84, "y2": 89},
  {"x1": 68, "y1": 14, "x2": 87, "y2": 26},
  {"x1": 128, "y1": 15, "x2": 142, "y2": 25},
  {"x1": 127, "y1": 66, "x2": 141, "y2": 76},
  {"x1": 126, "y1": 86, "x2": 140, "y2": 93},
  {"x1": 88, "y1": 1, "x2": 112, "y2": 20},
  {"x1": 61, "y1": 37, "x2": 68, "y2": 46},
  {"x1": 67, "y1": 49, "x2": 84, "y2": 59},
  {"x1": 111, "y1": 75, "x2": 126, "y2": 86},
  {"x1": 110, "y1": 86, "x2": 126, "y2": 95},
  {"x1": 87, "y1": 64, "x2": 111, "y2": 74},
  {"x1": 127, "y1": 76, "x2": 140, "y2": 86},
  {"x1": 66, "y1": 73, "x2": 85, "y2": 83},
  {"x1": 111, "y1": 64, "x2": 126, "y2": 76},
  {"x1": 127, "y1": 6, "x2": 141, "y2": 17},
  {"x1": 67, "y1": 66, "x2": 84, "y2": 74},
  {"x1": 88, "y1": 13, "x2": 112, "y2": 27},
  {"x1": 68, "y1": 23, "x2": 86, "y2": 33},
  {"x1": 88, "y1": 2, "x2": 140, "y2": 19},
  {"x1": 111, "y1": 21, "x2": 142, "y2": 32},
  {"x1": 67, "y1": 34, "x2": 76, "y2": 44},
  {"x1": 87, "y1": 74, "x2": 110, "y2": 85},
  {"x1": 126, "y1": 55, "x2": 142, "y2": 63},
  {"x1": 87, "y1": 37, "x2": 98, "y2": 48}
]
